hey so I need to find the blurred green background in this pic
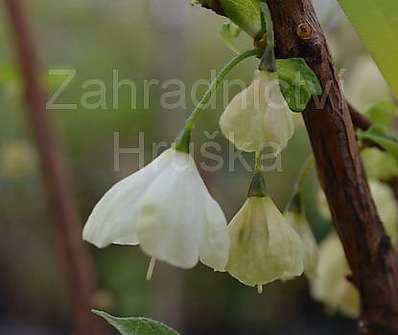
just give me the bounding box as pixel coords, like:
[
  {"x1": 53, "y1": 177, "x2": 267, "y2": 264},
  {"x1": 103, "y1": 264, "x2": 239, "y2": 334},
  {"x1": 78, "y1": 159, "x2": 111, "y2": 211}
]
[{"x1": 0, "y1": 0, "x2": 394, "y2": 334}]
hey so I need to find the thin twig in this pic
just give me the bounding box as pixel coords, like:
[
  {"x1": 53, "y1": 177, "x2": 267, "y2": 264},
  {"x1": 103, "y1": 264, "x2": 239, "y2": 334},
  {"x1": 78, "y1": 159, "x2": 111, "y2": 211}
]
[{"x1": 3, "y1": 1, "x2": 104, "y2": 334}]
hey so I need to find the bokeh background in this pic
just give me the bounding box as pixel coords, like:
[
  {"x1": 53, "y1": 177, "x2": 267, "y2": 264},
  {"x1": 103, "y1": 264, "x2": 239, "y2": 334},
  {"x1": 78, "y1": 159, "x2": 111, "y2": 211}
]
[{"x1": 0, "y1": 0, "x2": 394, "y2": 334}]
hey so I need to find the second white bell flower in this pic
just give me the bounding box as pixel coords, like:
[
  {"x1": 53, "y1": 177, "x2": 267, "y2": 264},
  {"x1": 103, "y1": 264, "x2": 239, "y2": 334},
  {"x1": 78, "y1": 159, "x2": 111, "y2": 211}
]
[
  {"x1": 83, "y1": 148, "x2": 230, "y2": 271},
  {"x1": 226, "y1": 194, "x2": 304, "y2": 288},
  {"x1": 219, "y1": 70, "x2": 295, "y2": 155}
]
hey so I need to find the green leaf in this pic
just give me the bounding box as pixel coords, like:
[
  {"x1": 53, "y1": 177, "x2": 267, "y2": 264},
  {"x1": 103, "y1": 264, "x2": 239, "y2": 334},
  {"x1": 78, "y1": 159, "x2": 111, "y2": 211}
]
[
  {"x1": 361, "y1": 147, "x2": 398, "y2": 180},
  {"x1": 337, "y1": 0, "x2": 398, "y2": 98},
  {"x1": 220, "y1": 0, "x2": 263, "y2": 38},
  {"x1": 92, "y1": 310, "x2": 180, "y2": 335},
  {"x1": 276, "y1": 58, "x2": 322, "y2": 112},
  {"x1": 364, "y1": 101, "x2": 398, "y2": 128},
  {"x1": 358, "y1": 126, "x2": 398, "y2": 160}
]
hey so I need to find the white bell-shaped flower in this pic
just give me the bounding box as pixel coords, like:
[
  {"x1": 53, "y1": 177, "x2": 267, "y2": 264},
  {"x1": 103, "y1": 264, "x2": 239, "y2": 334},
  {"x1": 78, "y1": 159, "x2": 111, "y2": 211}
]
[
  {"x1": 226, "y1": 174, "x2": 304, "y2": 289},
  {"x1": 83, "y1": 147, "x2": 230, "y2": 271},
  {"x1": 285, "y1": 194, "x2": 319, "y2": 280},
  {"x1": 311, "y1": 233, "x2": 359, "y2": 318},
  {"x1": 219, "y1": 70, "x2": 294, "y2": 155}
]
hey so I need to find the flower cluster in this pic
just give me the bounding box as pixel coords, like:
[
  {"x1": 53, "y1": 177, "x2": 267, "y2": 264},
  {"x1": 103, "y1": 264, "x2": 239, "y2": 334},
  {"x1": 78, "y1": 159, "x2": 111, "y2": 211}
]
[{"x1": 83, "y1": 66, "x2": 316, "y2": 292}]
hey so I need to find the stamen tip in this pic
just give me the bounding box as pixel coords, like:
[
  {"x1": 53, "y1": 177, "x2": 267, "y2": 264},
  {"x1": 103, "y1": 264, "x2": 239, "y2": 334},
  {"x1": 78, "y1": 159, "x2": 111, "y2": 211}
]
[
  {"x1": 146, "y1": 257, "x2": 157, "y2": 281},
  {"x1": 257, "y1": 285, "x2": 264, "y2": 294}
]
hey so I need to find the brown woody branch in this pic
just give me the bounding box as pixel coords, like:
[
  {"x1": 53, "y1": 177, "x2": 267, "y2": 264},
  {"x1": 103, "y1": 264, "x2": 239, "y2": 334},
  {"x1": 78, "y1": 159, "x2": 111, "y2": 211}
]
[
  {"x1": 349, "y1": 104, "x2": 372, "y2": 131},
  {"x1": 197, "y1": 0, "x2": 398, "y2": 334},
  {"x1": 267, "y1": 2, "x2": 398, "y2": 334},
  {"x1": 4, "y1": 1, "x2": 104, "y2": 334}
]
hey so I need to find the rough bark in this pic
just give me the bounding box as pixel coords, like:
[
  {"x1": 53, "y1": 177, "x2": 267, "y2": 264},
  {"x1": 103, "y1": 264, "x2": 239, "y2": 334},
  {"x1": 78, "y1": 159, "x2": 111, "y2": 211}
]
[
  {"x1": 267, "y1": 1, "x2": 398, "y2": 334},
  {"x1": 4, "y1": 1, "x2": 104, "y2": 334},
  {"x1": 196, "y1": 0, "x2": 398, "y2": 333}
]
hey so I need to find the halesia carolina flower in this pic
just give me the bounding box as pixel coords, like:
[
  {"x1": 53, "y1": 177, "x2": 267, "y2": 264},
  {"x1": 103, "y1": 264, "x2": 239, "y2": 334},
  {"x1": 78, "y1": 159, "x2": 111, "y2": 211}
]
[
  {"x1": 285, "y1": 193, "x2": 319, "y2": 280},
  {"x1": 219, "y1": 70, "x2": 294, "y2": 155},
  {"x1": 83, "y1": 146, "x2": 230, "y2": 271},
  {"x1": 226, "y1": 173, "x2": 304, "y2": 291},
  {"x1": 310, "y1": 233, "x2": 359, "y2": 318}
]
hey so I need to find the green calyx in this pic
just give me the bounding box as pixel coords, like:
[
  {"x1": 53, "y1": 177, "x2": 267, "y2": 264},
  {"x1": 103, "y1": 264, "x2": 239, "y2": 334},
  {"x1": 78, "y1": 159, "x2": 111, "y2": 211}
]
[
  {"x1": 174, "y1": 125, "x2": 192, "y2": 154},
  {"x1": 248, "y1": 171, "x2": 268, "y2": 198}
]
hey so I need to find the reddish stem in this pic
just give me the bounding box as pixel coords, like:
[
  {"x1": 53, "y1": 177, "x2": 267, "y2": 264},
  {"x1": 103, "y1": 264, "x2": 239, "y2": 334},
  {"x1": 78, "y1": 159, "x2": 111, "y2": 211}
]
[{"x1": 4, "y1": 1, "x2": 104, "y2": 334}]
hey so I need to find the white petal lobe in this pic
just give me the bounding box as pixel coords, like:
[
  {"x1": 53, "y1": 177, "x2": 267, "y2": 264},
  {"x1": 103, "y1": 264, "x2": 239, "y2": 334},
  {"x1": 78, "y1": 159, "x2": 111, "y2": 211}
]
[
  {"x1": 82, "y1": 151, "x2": 171, "y2": 247},
  {"x1": 200, "y1": 196, "x2": 230, "y2": 271}
]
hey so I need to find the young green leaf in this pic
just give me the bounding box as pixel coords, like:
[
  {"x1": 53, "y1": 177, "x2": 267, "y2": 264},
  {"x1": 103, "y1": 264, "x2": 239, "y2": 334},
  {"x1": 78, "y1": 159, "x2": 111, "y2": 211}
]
[
  {"x1": 358, "y1": 126, "x2": 398, "y2": 160},
  {"x1": 337, "y1": 0, "x2": 398, "y2": 98},
  {"x1": 93, "y1": 310, "x2": 180, "y2": 335},
  {"x1": 361, "y1": 147, "x2": 398, "y2": 180},
  {"x1": 220, "y1": 0, "x2": 263, "y2": 38},
  {"x1": 364, "y1": 101, "x2": 398, "y2": 128},
  {"x1": 276, "y1": 58, "x2": 322, "y2": 112}
]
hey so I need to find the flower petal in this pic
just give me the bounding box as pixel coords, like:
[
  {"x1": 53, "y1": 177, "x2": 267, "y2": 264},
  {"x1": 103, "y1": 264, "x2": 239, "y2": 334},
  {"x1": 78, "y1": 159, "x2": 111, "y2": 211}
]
[
  {"x1": 310, "y1": 233, "x2": 359, "y2": 318},
  {"x1": 285, "y1": 212, "x2": 319, "y2": 280},
  {"x1": 136, "y1": 151, "x2": 206, "y2": 269},
  {"x1": 199, "y1": 196, "x2": 230, "y2": 271},
  {"x1": 220, "y1": 70, "x2": 294, "y2": 154},
  {"x1": 265, "y1": 198, "x2": 304, "y2": 281},
  {"x1": 262, "y1": 83, "x2": 295, "y2": 155},
  {"x1": 226, "y1": 197, "x2": 304, "y2": 287},
  {"x1": 220, "y1": 83, "x2": 266, "y2": 152},
  {"x1": 226, "y1": 198, "x2": 271, "y2": 286},
  {"x1": 82, "y1": 149, "x2": 171, "y2": 248}
]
